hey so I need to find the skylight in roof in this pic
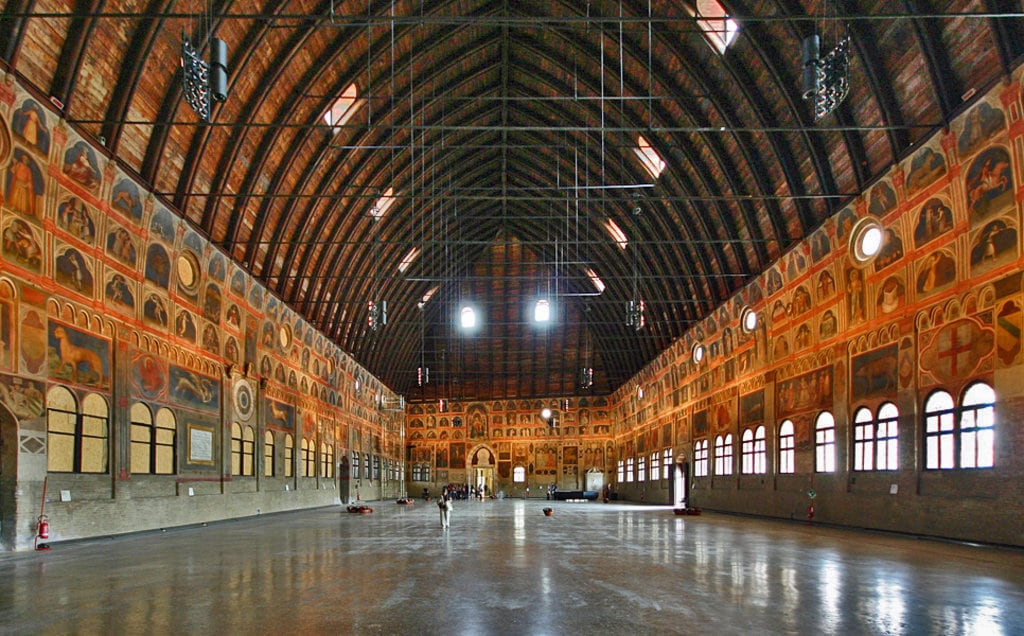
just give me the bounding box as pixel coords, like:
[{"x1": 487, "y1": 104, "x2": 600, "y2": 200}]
[
  {"x1": 585, "y1": 268, "x2": 606, "y2": 293},
  {"x1": 398, "y1": 247, "x2": 421, "y2": 273},
  {"x1": 323, "y1": 83, "x2": 363, "y2": 133},
  {"x1": 604, "y1": 218, "x2": 628, "y2": 250},
  {"x1": 371, "y1": 187, "x2": 396, "y2": 220},
  {"x1": 634, "y1": 135, "x2": 666, "y2": 180},
  {"x1": 694, "y1": 0, "x2": 738, "y2": 54},
  {"x1": 417, "y1": 286, "x2": 438, "y2": 309}
]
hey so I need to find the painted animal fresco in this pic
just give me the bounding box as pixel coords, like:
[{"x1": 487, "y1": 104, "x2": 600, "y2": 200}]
[
  {"x1": 168, "y1": 365, "x2": 219, "y2": 412},
  {"x1": 965, "y1": 146, "x2": 1013, "y2": 219},
  {"x1": 957, "y1": 101, "x2": 1005, "y2": 159},
  {"x1": 111, "y1": 177, "x2": 143, "y2": 222},
  {"x1": 48, "y1": 323, "x2": 110, "y2": 389},
  {"x1": 851, "y1": 344, "x2": 898, "y2": 401},
  {"x1": 265, "y1": 398, "x2": 295, "y2": 430},
  {"x1": 904, "y1": 146, "x2": 947, "y2": 198}
]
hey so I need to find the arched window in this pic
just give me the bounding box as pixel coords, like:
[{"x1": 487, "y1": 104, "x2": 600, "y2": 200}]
[
  {"x1": 617, "y1": 459, "x2": 625, "y2": 482},
  {"x1": 325, "y1": 444, "x2": 335, "y2": 478},
  {"x1": 284, "y1": 434, "x2": 294, "y2": 477},
  {"x1": 650, "y1": 451, "x2": 660, "y2": 480},
  {"x1": 694, "y1": 439, "x2": 709, "y2": 477},
  {"x1": 47, "y1": 388, "x2": 109, "y2": 474},
  {"x1": 662, "y1": 448, "x2": 673, "y2": 479},
  {"x1": 876, "y1": 402, "x2": 899, "y2": 470},
  {"x1": 241, "y1": 426, "x2": 255, "y2": 476},
  {"x1": 742, "y1": 426, "x2": 766, "y2": 474},
  {"x1": 130, "y1": 404, "x2": 176, "y2": 474},
  {"x1": 924, "y1": 390, "x2": 956, "y2": 469},
  {"x1": 129, "y1": 402, "x2": 153, "y2": 474},
  {"x1": 154, "y1": 408, "x2": 176, "y2": 474},
  {"x1": 927, "y1": 383, "x2": 996, "y2": 470},
  {"x1": 852, "y1": 406, "x2": 875, "y2": 471},
  {"x1": 779, "y1": 420, "x2": 795, "y2": 474},
  {"x1": 352, "y1": 451, "x2": 361, "y2": 480},
  {"x1": 264, "y1": 431, "x2": 276, "y2": 477},
  {"x1": 741, "y1": 428, "x2": 765, "y2": 473},
  {"x1": 80, "y1": 394, "x2": 109, "y2": 474},
  {"x1": 513, "y1": 466, "x2": 526, "y2": 483},
  {"x1": 231, "y1": 423, "x2": 243, "y2": 475},
  {"x1": 372, "y1": 454, "x2": 380, "y2": 480},
  {"x1": 47, "y1": 386, "x2": 78, "y2": 473},
  {"x1": 960, "y1": 382, "x2": 995, "y2": 468},
  {"x1": 625, "y1": 456, "x2": 635, "y2": 482},
  {"x1": 714, "y1": 434, "x2": 733, "y2": 475},
  {"x1": 302, "y1": 438, "x2": 316, "y2": 477},
  {"x1": 854, "y1": 403, "x2": 899, "y2": 471},
  {"x1": 638, "y1": 455, "x2": 646, "y2": 481},
  {"x1": 815, "y1": 411, "x2": 836, "y2": 472}
]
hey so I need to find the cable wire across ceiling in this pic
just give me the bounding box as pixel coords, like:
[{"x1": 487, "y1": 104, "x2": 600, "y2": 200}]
[{"x1": 2, "y1": 1, "x2": 1021, "y2": 400}]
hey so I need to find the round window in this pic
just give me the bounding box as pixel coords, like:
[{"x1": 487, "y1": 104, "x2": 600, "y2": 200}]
[
  {"x1": 176, "y1": 252, "x2": 200, "y2": 292},
  {"x1": 850, "y1": 217, "x2": 884, "y2": 263},
  {"x1": 741, "y1": 307, "x2": 758, "y2": 333},
  {"x1": 692, "y1": 342, "x2": 705, "y2": 364}
]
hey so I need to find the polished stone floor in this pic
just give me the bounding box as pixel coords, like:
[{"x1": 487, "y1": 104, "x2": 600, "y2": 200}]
[{"x1": 1, "y1": 499, "x2": 1022, "y2": 635}]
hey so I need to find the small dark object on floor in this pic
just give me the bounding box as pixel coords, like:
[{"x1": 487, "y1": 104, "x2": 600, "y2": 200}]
[
  {"x1": 543, "y1": 507, "x2": 553, "y2": 516},
  {"x1": 347, "y1": 504, "x2": 374, "y2": 513},
  {"x1": 673, "y1": 507, "x2": 702, "y2": 516}
]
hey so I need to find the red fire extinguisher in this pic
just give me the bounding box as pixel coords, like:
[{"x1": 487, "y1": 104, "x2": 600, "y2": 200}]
[
  {"x1": 35, "y1": 514, "x2": 50, "y2": 551},
  {"x1": 807, "y1": 503, "x2": 815, "y2": 521},
  {"x1": 35, "y1": 476, "x2": 51, "y2": 551}
]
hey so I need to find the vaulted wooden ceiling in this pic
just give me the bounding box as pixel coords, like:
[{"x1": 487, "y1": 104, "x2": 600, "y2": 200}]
[{"x1": 3, "y1": 1, "x2": 1021, "y2": 400}]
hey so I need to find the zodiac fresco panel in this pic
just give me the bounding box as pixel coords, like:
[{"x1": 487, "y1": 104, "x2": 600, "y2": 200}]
[
  {"x1": 62, "y1": 141, "x2": 102, "y2": 192},
  {"x1": 1, "y1": 217, "x2": 43, "y2": 272},
  {"x1": 5, "y1": 148, "x2": 45, "y2": 220},
  {"x1": 47, "y1": 322, "x2": 110, "y2": 390},
  {"x1": 965, "y1": 146, "x2": 1013, "y2": 220},
  {"x1": 11, "y1": 99, "x2": 51, "y2": 156},
  {"x1": 168, "y1": 365, "x2": 220, "y2": 412},
  {"x1": 111, "y1": 177, "x2": 143, "y2": 223}
]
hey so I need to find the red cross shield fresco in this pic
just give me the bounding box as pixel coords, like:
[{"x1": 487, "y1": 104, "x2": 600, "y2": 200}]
[{"x1": 920, "y1": 318, "x2": 993, "y2": 386}]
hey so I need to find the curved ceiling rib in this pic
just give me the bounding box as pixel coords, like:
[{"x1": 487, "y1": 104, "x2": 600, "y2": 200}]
[{"x1": 3, "y1": 2, "x2": 1017, "y2": 399}]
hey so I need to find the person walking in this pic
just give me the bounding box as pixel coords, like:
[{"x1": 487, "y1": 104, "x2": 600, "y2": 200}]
[{"x1": 438, "y1": 492, "x2": 452, "y2": 530}]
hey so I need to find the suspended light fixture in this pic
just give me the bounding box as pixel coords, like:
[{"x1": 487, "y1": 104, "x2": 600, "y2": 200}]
[
  {"x1": 181, "y1": 33, "x2": 228, "y2": 122},
  {"x1": 800, "y1": 2, "x2": 849, "y2": 121}
]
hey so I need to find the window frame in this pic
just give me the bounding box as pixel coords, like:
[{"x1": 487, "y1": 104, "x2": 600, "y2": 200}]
[
  {"x1": 694, "y1": 439, "x2": 709, "y2": 477},
  {"x1": 778, "y1": 420, "x2": 795, "y2": 474},
  {"x1": 815, "y1": 411, "x2": 836, "y2": 473}
]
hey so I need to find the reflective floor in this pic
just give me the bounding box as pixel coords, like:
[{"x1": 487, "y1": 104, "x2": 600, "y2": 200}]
[{"x1": 1, "y1": 499, "x2": 1022, "y2": 635}]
